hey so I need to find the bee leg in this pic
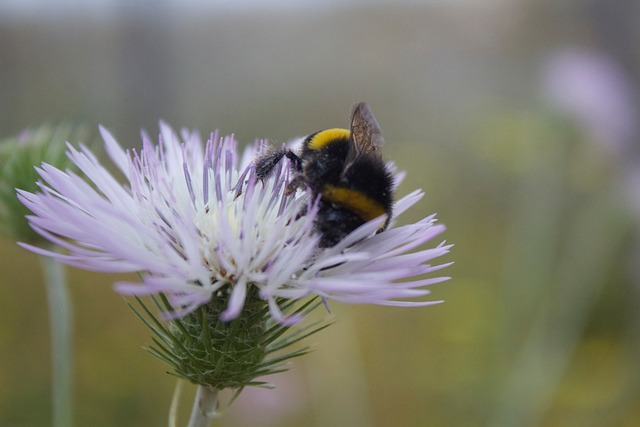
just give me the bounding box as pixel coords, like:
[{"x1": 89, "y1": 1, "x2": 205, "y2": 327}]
[
  {"x1": 280, "y1": 149, "x2": 303, "y2": 195},
  {"x1": 285, "y1": 175, "x2": 304, "y2": 196},
  {"x1": 284, "y1": 149, "x2": 303, "y2": 172},
  {"x1": 255, "y1": 146, "x2": 288, "y2": 181},
  {"x1": 376, "y1": 213, "x2": 392, "y2": 234},
  {"x1": 289, "y1": 203, "x2": 307, "y2": 222}
]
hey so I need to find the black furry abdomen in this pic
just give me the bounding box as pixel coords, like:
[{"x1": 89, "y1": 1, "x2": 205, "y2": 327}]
[{"x1": 314, "y1": 201, "x2": 365, "y2": 247}]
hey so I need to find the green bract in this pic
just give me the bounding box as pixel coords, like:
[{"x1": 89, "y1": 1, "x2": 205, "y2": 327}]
[
  {"x1": 0, "y1": 125, "x2": 90, "y2": 242},
  {"x1": 131, "y1": 289, "x2": 329, "y2": 392}
]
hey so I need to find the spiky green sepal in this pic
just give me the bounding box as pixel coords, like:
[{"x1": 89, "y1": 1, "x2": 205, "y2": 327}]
[{"x1": 129, "y1": 286, "x2": 330, "y2": 391}]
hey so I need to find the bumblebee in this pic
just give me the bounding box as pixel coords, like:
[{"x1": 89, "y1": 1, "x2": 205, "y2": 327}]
[{"x1": 255, "y1": 102, "x2": 394, "y2": 247}]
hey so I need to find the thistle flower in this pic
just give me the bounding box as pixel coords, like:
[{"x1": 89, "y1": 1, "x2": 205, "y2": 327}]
[
  {"x1": 18, "y1": 123, "x2": 452, "y2": 408},
  {"x1": 19, "y1": 123, "x2": 452, "y2": 322}
]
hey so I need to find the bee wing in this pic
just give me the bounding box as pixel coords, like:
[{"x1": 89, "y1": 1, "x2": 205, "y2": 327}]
[{"x1": 344, "y1": 102, "x2": 385, "y2": 173}]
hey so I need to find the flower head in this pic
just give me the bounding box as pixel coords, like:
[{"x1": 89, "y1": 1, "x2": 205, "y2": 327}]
[{"x1": 19, "y1": 123, "x2": 451, "y2": 322}]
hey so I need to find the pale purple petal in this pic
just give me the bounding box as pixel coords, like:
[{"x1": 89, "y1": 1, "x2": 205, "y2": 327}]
[{"x1": 221, "y1": 278, "x2": 248, "y2": 321}]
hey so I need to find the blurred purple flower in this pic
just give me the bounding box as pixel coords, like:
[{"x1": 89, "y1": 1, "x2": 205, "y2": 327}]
[
  {"x1": 18, "y1": 123, "x2": 451, "y2": 322},
  {"x1": 227, "y1": 370, "x2": 309, "y2": 426},
  {"x1": 541, "y1": 48, "x2": 639, "y2": 155}
]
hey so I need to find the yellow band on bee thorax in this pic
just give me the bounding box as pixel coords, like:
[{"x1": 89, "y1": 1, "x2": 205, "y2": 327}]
[
  {"x1": 307, "y1": 128, "x2": 350, "y2": 151},
  {"x1": 321, "y1": 184, "x2": 386, "y2": 222}
]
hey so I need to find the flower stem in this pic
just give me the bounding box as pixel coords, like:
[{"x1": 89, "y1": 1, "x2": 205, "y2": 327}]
[
  {"x1": 41, "y1": 254, "x2": 73, "y2": 427},
  {"x1": 187, "y1": 385, "x2": 219, "y2": 427},
  {"x1": 168, "y1": 380, "x2": 184, "y2": 427}
]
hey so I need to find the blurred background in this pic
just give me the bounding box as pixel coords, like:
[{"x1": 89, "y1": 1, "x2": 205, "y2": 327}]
[{"x1": 1, "y1": 0, "x2": 640, "y2": 426}]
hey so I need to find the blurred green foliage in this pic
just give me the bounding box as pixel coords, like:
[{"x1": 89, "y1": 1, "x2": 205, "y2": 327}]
[{"x1": 0, "y1": 125, "x2": 90, "y2": 242}]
